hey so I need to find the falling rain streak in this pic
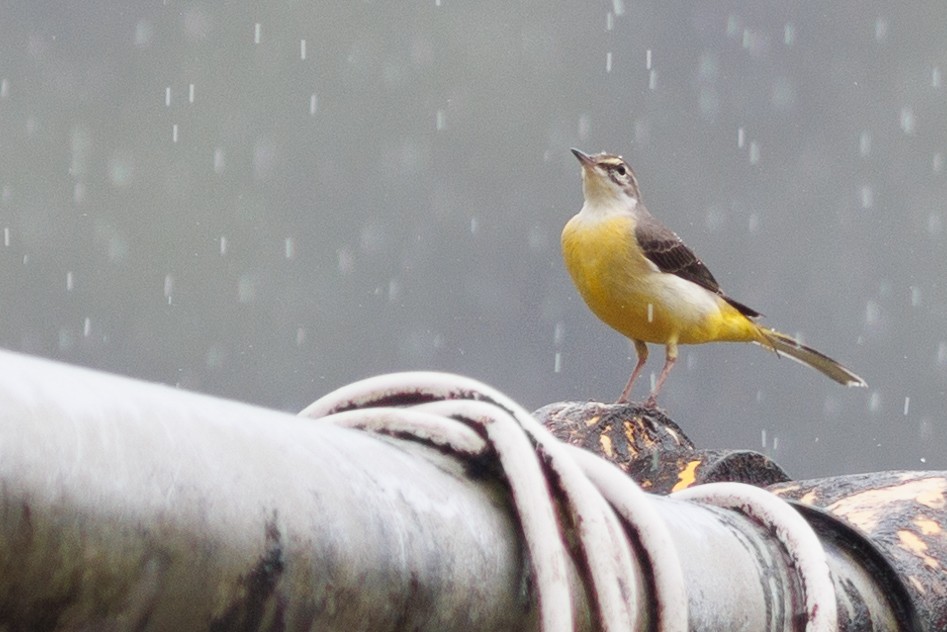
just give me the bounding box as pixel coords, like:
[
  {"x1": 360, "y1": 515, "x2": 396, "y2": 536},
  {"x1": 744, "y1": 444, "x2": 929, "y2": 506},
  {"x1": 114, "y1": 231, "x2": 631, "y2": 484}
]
[
  {"x1": 748, "y1": 141, "x2": 760, "y2": 164},
  {"x1": 859, "y1": 131, "x2": 872, "y2": 157},
  {"x1": 300, "y1": 39, "x2": 307, "y2": 60},
  {"x1": 254, "y1": 23, "x2": 261, "y2": 44}
]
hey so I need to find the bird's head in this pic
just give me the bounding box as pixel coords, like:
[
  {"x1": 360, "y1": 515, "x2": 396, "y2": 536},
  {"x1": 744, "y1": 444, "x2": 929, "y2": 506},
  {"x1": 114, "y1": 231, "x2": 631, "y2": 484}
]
[{"x1": 571, "y1": 148, "x2": 640, "y2": 209}]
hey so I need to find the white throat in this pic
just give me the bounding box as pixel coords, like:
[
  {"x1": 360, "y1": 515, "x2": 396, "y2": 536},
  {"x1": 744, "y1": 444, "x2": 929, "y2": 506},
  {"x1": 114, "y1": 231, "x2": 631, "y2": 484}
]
[{"x1": 578, "y1": 194, "x2": 639, "y2": 221}]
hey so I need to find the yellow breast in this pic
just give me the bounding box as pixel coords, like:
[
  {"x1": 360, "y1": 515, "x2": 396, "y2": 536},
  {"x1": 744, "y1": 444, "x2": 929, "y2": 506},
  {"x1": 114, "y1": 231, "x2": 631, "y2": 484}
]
[{"x1": 561, "y1": 213, "x2": 757, "y2": 345}]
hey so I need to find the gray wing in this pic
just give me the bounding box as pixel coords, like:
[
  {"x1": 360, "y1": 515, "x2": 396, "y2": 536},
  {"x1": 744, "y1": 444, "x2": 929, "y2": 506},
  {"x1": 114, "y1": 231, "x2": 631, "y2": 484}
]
[{"x1": 635, "y1": 211, "x2": 761, "y2": 318}]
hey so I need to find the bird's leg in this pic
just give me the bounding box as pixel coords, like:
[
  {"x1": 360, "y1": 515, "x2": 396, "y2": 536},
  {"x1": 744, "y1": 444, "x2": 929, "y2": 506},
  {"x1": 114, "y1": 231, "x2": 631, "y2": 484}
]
[
  {"x1": 617, "y1": 340, "x2": 649, "y2": 403},
  {"x1": 644, "y1": 343, "x2": 678, "y2": 408}
]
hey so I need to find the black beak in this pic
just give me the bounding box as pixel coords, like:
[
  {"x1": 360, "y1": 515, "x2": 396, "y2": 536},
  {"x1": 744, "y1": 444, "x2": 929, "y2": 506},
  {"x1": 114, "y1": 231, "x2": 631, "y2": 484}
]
[{"x1": 570, "y1": 148, "x2": 594, "y2": 167}]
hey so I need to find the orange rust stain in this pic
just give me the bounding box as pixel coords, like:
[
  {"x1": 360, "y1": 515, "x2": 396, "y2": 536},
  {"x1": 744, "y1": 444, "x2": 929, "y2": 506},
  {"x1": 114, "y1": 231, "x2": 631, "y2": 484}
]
[
  {"x1": 916, "y1": 487, "x2": 946, "y2": 510},
  {"x1": 898, "y1": 529, "x2": 941, "y2": 570},
  {"x1": 599, "y1": 433, "x2": 615, "y2": 459},
  {"x1": 913, "y1": 516, "x2": 941, "y2": 536},
  {"x1": 622, "y1": 423, "x2": 641, "y2": 457},
  {"x1": 908, "y1": 575, "x2": 925, "y2": 595},
  {"x1": 671, "y1": 460, "x2": 700, "y2": 492},
  {"x1": 827, "y1": 478, "x2": 947, "y2": 533},
  {"x1": 799, "y1": 491, "x2": 819, "y2": 506}
]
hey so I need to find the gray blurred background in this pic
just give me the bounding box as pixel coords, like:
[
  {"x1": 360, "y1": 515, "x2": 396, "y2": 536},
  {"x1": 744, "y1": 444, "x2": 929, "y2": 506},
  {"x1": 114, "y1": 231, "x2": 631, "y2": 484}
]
[{"x1": 1, "y1": 2, "x2": 944, "y2": 477}]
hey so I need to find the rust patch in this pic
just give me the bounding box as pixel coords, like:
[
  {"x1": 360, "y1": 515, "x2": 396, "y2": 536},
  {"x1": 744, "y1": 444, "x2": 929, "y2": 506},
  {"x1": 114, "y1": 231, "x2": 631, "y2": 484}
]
[
  {"x1": 897, "y1": 530, "x2": 940, "y2": 570},
  {"x1": 671, "y1": 460, "x2": 699, "y2": 492}
]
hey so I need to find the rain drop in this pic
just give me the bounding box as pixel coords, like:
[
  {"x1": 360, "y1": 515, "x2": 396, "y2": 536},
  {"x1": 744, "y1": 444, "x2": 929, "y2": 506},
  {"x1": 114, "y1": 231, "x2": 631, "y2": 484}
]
[
  {"x1": 300, "y1": 39, "x2": 307, "y2": 60},
  {"x1": 577, "y1": 114, "x2": 591, "y2": 140},
  {"x1": 284, "y1": 237, "x2": 295, "y2": 259},
  {"x1": 553, "y1": 321, "x2": 564, "y2": 346},
  {"x1": 612, "y1": 0, "x2": 625, "y2": 17},
  {"x1": 553, "y1": 351, "x2": 562, "y2": 373},
  {"x1": 83, "y1": 317, "x2": 91, "y2": 337},
  {"x1": 337, "y1": 246, "x2": 355, "y2": 274},
  {"x1": 73, "y1": 182, "x2": 85, "y2": 206},
  {"x1": 165, "y1": 86, "x2": 171, "y2": 107},
  {"x1": 646, "y1": 49, "x2": 652, "y2": 70},
  {"x1": 910, "y1": 286, "x2": 921, "y2": 307},
  {"x1": 868, "y1": 391, "x2": 881, "y2": 413},
  {"x1": 748, "y1": 141, "x2": 760, "y2": 164},
  {"x1": 388, "y1": 278, "x2": 401, "y2": 302},
  {"x1": 3, "y1": 227, "x2": 9, "y2": 247},
  {"x1": 899, "y1": 107, "x2": 915, "y2": 135},
  {"x1": 783, "y1": 23, "x2": 795, "y2": 46},
  {"x1": 927, "y1": 213, "x2": 942, "y2": 237},
  {"x1": 932, "y1": 153, "x2": 943, "y2": 173},
  {"x1": 214, "y1": 148, "x2": 226, "y2": 173},
  {"x1": 309, "y1": 94, "x2": 318, "y2": 116},
  {"x1": 237, "y1": 275, "x2": 257, "y2": 303},
  {"x1": 864, "y1": 299, "x2": 880, "y2": 325},
  {"x1": 164, "y1": 274, "x2": 174, "y2": 302},
  {"x1": 648, "y1": 69, "x2": 657, "y2": 90},
  {"x1": 748, "y1": 213, "x2": 760, "y2": 233},
  {"x1": 219, "y1": 236, "x2": 228, "y2": 255},
  {"x1": 134, "y1": 20, "x2": 154, "y2": 48},
  {"x1": 172, "y1": 123, "x2": 179, "y2": 143},
  {"x1": 605, "y1": 52, "x2": 613, "y2": 73},
  {"x1": 903, "y1": 396, "x2": 910, "y2": 416},
  {"x1": 933, "y1": 66, "x2": 942, "y2": 89},
  {"x1": 874, "y1": 17, "x2": 888, "y2": 42},
  {"x1": 435, "y1": 109, "x2": 446, "y2": 130},
  {"x1": 189, "y1": 83, "x2": 195, "y2": 103},
  {"x1": 859, "y1": 131, "x2": 872, "y2": 157},
  {"x1": 66, "y1": 271, "x2": 74, "y2": 292},
  {"x1": 737, "y1": 127, "x2": 745, "y2": 148},
  {"x1": 859, "y1": 185, "x2": 873, "y2": 209},
  {"x1": 254, "y1": 23, "x2": 261, "y2": 44}
]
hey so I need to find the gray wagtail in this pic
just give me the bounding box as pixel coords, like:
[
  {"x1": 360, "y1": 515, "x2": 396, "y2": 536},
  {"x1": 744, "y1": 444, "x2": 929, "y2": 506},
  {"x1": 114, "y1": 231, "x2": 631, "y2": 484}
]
[{"x1": 561, "y1": 148, "x2": 866, "y2": 407}]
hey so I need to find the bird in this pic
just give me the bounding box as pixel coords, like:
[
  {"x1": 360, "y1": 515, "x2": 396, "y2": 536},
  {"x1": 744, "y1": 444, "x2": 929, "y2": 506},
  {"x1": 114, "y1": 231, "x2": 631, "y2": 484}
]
[{"x1": 561, "y1": 148, "x2": 866, "y2": 408}]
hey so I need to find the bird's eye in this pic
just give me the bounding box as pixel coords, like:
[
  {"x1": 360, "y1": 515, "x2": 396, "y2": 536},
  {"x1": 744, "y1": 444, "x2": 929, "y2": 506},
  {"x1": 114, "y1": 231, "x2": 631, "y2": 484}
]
[{"x1": 614, "y1": 165, "x2": 626, "y2": 176}]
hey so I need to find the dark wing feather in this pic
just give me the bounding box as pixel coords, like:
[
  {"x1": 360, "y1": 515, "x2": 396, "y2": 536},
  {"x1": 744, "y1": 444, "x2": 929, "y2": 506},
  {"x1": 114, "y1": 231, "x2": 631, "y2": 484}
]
[{"x1": 635, "y1": 211, "x2": 761, "y2": 318}]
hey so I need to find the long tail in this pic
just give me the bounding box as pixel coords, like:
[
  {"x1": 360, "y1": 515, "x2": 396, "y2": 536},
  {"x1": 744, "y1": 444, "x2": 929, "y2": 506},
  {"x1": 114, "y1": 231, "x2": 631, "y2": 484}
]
[{"x1": 755, "y1": 328, "x2": 867, "y2": 387}]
